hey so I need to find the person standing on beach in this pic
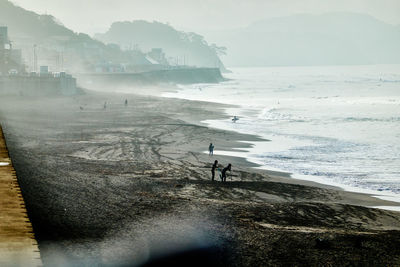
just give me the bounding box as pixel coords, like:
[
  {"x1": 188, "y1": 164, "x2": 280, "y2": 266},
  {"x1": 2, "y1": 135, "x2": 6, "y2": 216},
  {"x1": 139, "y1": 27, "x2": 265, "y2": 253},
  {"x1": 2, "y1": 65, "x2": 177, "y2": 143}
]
[
  {"x1": 221, "y1": 163, "x2": 232, "y2": 182},
  {"x1": 211, "y1": 160, "x2": 219, "y2": 181},
  {"x1": 209, "y1": 143, "x2": 214, "y2": 156}
]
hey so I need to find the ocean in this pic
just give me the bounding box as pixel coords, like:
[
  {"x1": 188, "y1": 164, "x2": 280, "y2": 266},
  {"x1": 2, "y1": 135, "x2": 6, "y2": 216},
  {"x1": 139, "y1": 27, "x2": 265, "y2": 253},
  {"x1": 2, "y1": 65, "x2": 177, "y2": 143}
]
[{"x1": 163, "y1": 65, "x2": 400, "y2": 203}]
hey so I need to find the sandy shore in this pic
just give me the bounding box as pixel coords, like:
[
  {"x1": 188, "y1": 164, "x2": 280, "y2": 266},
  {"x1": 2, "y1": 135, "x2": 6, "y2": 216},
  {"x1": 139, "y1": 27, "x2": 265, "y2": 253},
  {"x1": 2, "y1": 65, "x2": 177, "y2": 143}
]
[{"x1": 1, "y1": 90, "x2": 400, "y2": 266}]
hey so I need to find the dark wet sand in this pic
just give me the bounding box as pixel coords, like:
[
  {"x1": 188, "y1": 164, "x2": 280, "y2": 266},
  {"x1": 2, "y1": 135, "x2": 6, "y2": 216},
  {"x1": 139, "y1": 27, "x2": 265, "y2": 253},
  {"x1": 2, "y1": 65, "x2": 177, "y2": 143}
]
[{"x1": 1, "y1": 91, "x2": 400, "y2": 266}]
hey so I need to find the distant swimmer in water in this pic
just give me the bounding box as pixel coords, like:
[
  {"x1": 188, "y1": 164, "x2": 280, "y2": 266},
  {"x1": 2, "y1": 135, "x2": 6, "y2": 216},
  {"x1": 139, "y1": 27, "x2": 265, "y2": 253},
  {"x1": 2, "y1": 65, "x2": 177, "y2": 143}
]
[
  {"x1": 209, "y1": 143, "x2": 214, "y2": 156},
  {"x1": 125, "y1": 99, "x2": 128, "y2": 107},
  {"x1": 232, "y1": 116, "x2": 239, "y2": 123},
  {"x1": 221, "y1": 163, "x2": 232, "y2": 182},
  {"x1": 211, "y1": 160, "x2": 218, "y2": 181}
]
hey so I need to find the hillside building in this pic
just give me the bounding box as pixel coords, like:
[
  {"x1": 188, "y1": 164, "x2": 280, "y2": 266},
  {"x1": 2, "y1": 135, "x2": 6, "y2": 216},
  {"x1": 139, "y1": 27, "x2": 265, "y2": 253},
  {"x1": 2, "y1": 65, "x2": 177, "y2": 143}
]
[
  {"x1": 0, "y1": 26, "x2": 78, "y2": 96},
  {"x1": 0, "y1": 26, "x2": 24, "y2": 75}
]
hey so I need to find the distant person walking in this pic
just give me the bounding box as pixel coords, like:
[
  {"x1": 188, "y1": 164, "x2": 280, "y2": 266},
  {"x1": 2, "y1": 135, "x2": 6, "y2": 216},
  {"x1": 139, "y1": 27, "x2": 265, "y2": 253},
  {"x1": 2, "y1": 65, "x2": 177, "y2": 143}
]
[
  {"x1": 209, "y1": 143, "x2": 214, "y2": 156},
  {"x1": 211, "y1": 160, "x2": 218, "y2": 181},
  {"x1": 125, "y1": 99, "x2": 128, "y2": 107},
  {"x1": 221, "y1": 163, "x2": 232, "y2": 182}
]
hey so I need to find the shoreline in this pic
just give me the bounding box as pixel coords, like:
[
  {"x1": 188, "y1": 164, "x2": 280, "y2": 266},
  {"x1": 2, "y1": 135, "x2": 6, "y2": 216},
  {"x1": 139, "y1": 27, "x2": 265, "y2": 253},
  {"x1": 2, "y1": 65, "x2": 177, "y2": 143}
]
[
  {"x1": 162, "y1": 86, "x2": 400, "y2": 210},
  {"x1": 199, "y1": 147, "x2": 400, "y2": 209},
  {"x1": 1, "y1": 90, "x2": 400, "y2": 266}
]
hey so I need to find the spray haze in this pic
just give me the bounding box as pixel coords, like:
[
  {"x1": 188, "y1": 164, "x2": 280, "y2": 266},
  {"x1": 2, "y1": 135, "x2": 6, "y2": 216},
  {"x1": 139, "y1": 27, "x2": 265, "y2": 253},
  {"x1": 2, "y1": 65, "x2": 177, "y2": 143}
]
[{"x1": 1, "y1": 0, "x2": 400, "y2": 266}]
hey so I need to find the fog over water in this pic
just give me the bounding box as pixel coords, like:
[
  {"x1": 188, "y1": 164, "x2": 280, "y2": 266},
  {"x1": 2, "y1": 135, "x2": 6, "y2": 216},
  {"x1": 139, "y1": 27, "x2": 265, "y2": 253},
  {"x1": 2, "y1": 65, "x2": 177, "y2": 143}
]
[
  {"x1": 3, "y1": 0, "x2": 400, "y2": 198},
  {"x1": 2, "y1": 0, "x2": 400, "y2": 265},
  {"x1": 164, "y1": 65, "x2": 400, "y2": 202}
]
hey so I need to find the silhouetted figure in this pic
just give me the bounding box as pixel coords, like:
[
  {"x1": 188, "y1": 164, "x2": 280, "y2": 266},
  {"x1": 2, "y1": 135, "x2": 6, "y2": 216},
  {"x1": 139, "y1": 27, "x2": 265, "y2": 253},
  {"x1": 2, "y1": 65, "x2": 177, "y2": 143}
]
[
  {"x1": 209, "y1": 143, "x2": 214, "y2": 156},
  {"x1": 232, "y1": 116, "x2": 239, "y2": 123},
  {"x1": 221, "y1": 163, "x2": 232, "y2": 182},
  {"x1": 211, "y1": 160, "x2": 218, "y2": 181},
  {"x1": 104, "y1": 101, "x2": 107, "y2": 109},
  {"x1": 125, "y1": 99, "x2": 128, "y2": 107}
]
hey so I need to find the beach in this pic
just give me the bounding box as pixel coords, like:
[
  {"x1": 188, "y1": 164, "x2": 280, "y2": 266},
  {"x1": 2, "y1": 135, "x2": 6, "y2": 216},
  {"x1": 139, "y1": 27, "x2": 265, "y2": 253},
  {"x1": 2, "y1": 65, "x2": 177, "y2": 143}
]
[
  {"x1": 164, "y1": 65, "x2": 400, "y2": 201},
  {"x1": 1, "y1": 90, "x2": 400, "y2": 266}
]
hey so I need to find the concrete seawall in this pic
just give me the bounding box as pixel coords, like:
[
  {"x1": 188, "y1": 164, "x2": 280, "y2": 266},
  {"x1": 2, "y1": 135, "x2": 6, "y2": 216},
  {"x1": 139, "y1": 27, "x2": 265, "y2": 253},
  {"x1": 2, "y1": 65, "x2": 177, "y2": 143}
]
[
  {"x1": 0, "y1": 74, "x2": 78, "y2": 96},
  {"x1": 77, "y1": 67, "x2": 226, "y2": 90},
  {"x1": 0, "y1": 125, "x2": 42, "y2": 266}
]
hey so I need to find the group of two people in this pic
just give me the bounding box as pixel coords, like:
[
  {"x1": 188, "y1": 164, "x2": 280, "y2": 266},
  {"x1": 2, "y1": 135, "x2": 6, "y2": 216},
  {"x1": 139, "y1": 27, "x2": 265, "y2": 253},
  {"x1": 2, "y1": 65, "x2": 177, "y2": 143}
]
[
  {"x1": 211, "y1": 160, "x2": 232, "y2": 182},
  {"x1": 209, "y1": 143, "x2": 232, "y2": 182}
]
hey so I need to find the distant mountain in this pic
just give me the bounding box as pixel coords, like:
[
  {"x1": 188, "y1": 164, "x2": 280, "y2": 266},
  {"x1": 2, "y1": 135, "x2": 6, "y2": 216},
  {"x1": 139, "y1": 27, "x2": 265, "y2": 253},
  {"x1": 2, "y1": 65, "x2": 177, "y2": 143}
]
[
  {"x1": 94, "y1": 21, "x2": 228, "y2": 72},
  {"x1": 0, "y1": 0, "x2": 150, "y2": 73},
  {"x1": 203, "y1": 12, "x2": 400, "y2": 67}
]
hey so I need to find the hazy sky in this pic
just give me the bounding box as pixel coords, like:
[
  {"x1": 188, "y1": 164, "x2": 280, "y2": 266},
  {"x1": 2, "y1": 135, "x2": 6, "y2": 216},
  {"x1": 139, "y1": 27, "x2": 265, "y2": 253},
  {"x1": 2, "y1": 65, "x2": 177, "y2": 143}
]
[{"x1": 10, "y1": 0, "x2": 400, "y2": 35}]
